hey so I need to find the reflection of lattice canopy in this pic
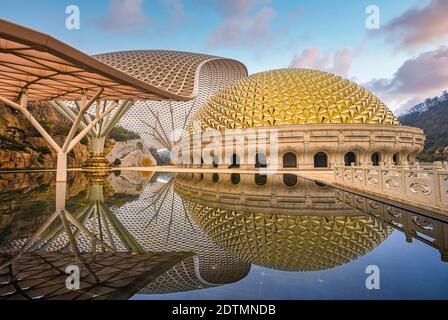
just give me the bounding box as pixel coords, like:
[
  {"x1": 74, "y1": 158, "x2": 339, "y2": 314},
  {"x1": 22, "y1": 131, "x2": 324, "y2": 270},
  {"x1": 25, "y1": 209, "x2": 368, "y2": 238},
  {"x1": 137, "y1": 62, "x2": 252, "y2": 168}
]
[
  {"x1": 186, "y1": 202, "x2": 392, "y2": 272},
  {"x1": 190, "y1": 69, "x2": 399, "y2": 133},
  {"x1": 95, "y1": 50, "x2": 247, "y2": 100},
  {"x1": 0, "y1": 252, "x2": 189, "y2": 300}
]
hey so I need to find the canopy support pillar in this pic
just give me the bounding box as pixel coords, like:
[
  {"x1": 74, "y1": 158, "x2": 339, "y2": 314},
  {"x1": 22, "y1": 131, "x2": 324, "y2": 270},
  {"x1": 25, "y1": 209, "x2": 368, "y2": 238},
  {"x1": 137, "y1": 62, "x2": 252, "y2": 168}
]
[
  {"x1": 50, "y1": 100, "x2": 135, "y2": 169},
  {"x1": 0, "y1": 88, "x2": 115, "y2": 182}
]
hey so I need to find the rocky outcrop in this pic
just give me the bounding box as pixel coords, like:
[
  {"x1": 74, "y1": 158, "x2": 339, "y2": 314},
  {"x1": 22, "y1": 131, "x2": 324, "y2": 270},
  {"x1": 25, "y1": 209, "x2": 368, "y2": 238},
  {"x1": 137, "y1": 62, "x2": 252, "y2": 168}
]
[
  {"x1": 0, "y1": 102, "x2": 89, "y2": 169},
  {"x1": 106, "y1": 139, "x2": 155, "y2": 167}
]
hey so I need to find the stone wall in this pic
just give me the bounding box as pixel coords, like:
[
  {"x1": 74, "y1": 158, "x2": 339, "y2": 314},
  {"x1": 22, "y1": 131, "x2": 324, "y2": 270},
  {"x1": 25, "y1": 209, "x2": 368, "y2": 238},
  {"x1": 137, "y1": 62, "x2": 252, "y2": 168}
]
[{"x1": 177, "y1": 124, "x2": 426, "y2": 170}]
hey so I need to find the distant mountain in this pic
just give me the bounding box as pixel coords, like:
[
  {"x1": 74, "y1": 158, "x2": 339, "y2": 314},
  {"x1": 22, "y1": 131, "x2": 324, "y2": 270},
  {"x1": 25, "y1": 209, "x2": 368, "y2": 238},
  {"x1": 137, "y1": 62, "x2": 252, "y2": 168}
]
[
  {"x1": 399, "y1": 93, "x2": 448, "y2": 162},
  {"x1": 405, "y1": 91, "x2": 448, "y2": 116}
]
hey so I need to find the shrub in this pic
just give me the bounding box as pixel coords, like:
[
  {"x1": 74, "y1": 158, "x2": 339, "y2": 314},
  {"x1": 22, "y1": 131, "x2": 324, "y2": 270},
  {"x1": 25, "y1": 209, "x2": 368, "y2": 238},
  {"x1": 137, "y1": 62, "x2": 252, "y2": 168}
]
[{"x1": 109, "y1": 126, "x2": 140, "y2": 142}]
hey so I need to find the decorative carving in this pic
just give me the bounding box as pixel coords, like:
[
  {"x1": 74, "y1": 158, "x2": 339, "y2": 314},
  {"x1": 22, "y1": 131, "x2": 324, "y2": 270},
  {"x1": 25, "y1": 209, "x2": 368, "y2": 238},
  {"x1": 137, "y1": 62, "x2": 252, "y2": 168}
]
[
  {"x1": 409, "y1": 182, "x2": 432, "y2": 196},
  {"x1": 368, "y1": 200, "x2": 380, "y2": 210},
  {"x1": 385, "y1": 178, "x2": 400, "y2": 190},
  {"x1": 386, "y1": 207, "x2": 402, "y2": 219},
  {"x1": 412, "y1": 216, "x2": 434, "y2": 231},
  {"x1": 368, "y1": 176, "x2": 378, "y2": 185}
]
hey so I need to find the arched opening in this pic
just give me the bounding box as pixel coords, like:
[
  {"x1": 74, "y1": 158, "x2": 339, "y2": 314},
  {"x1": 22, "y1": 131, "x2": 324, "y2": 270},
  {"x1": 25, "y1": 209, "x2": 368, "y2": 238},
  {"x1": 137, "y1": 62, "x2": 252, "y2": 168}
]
[
  {"x1": 212, "y1": 156, "x2": 219, "y2": 168},
  {"x1": 255, "y1": 174, "x2": 267, "y2": 186},
  {"x1": 283, "y1": 174, "x2": 298, "y2": 187},
  {"x1": 314, "y1": 152, "x2": 328, "y2": 168},
  {"x1": 231, "y1": 173, "x2": 240, "y2": 185},
  {"x1": 212, "y1": 173, "x2": 219, "y2": 183},
  {"x1": 344, "y1": 152, "x2": 356, "y2": 166},
  {"x1": 229, "y1": 154, "x2": 240, "y2": 168},
  {"x1": 283, "y1": 152, "x2": 297, "y2": 168},
  {"x1": 371, "y1": 152, "x2": 380, "y2": 166},
  {"x1": 393, "y1": 153, "x2": 400, "y2": 165},
  {"x1": 255, "y1": 153, "x2": 267, "y2": 168}
]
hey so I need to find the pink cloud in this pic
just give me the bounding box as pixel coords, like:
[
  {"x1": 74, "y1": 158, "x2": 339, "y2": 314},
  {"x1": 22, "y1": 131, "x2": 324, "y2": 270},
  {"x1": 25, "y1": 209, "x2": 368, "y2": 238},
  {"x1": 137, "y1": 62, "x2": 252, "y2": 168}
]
[
  {"x1": 96, "y1": 0, "x2": 149, "y2": 31},
  {"x1": 289, "y1": 47, "x2": 353, "y2": 77},
  {"x1": 381, "y1": 0, "x2": 448, "y2": 50},
  {"x1": 206, "y1": 0, "x2": 277, "y2": 48},
  {"x1": 364, "y1": 46, "x2": 448, "y2": 111}
]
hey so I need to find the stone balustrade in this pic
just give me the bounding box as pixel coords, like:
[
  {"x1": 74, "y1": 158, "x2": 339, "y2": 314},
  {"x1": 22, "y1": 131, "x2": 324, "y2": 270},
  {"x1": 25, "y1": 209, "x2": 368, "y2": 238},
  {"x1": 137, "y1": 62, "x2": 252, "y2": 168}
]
[{"x1": 334, "y1": 162, "x2": 448, "y2": 212}]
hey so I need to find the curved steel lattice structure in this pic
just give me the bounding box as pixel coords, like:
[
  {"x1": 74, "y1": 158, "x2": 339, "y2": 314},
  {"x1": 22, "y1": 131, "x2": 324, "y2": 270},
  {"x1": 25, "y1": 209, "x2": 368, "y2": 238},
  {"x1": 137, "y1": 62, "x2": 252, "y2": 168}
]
[
  {"x1": 94, "y1": 51, "x2": 247, "y2": 150},
  {"x1": 189, "y1": 69, "x2": 400, "y2": 134},
  {"x1": 95, "y1": 50, "x2": 247, "y2": 100},
  {"x1": 0, "y1": 20, "x2": 181, "y2": 102}
]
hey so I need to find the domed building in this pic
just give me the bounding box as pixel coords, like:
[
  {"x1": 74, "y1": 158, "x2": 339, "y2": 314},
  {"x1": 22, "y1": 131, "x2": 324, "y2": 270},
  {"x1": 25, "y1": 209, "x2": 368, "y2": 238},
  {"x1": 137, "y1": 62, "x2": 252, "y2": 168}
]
[{"x1": 177, "y1": 69, "x2": 425, "y2": 169}]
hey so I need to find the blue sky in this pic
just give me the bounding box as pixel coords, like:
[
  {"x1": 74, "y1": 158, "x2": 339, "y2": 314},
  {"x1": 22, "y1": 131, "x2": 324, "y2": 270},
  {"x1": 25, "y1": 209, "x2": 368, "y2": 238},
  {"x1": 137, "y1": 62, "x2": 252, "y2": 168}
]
[{"x1": 1, "y1": 0, "x2": 447, "y2": 112}]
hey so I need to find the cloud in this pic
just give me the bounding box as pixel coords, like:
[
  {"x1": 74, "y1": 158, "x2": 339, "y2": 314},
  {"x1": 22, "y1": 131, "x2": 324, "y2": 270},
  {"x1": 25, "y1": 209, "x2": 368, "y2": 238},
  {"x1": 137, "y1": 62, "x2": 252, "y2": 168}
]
[
  {"x1": 289, "y1": 47, "x2": 354, "y2": 77},
  {"x1": 363, "y1": 46, "x2": 448, "y2": 112},
  {"x1": 206, "y1": 0, "x2": 277, "y2": 48},
  {"x1": 160, "y1": 0, "x2": 184, "y2": 25},
  {"x1": 95, "y1": 0, "x2": 149, "y2": 32},
  {"x1": 380, "y1": 0, "x2": 448, "y2": 50}
]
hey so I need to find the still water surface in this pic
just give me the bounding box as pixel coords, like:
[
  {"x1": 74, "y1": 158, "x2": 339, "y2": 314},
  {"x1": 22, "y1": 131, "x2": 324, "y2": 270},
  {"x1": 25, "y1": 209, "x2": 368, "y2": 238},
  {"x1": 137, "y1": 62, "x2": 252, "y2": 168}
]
[{"x1": 0, "y1": 171, "x2": 447, "y2": 300}]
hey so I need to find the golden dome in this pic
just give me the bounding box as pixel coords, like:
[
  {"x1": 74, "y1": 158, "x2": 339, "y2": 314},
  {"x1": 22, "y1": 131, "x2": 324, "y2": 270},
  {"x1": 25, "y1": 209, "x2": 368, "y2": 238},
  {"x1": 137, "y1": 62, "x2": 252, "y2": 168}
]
[
  {"x1": 185, "y1": 201, "x2": 391, "y2": 272},
  {"x1": 189, "y1": 69, "x2": 399, "y2": 133}
]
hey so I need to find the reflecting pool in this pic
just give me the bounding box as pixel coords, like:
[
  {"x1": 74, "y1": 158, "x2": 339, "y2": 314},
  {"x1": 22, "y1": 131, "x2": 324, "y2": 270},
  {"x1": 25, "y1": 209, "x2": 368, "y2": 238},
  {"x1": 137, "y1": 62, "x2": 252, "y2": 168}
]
[{"x1": 0, "y1": 171, "x2": 447, "y2": 300}]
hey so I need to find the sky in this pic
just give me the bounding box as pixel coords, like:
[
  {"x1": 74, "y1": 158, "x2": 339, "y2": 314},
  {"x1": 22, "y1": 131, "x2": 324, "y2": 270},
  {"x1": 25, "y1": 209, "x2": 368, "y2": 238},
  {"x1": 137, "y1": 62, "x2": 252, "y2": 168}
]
[{"x1": 1, "y1": 0, "x2": 447, "y2": 113}]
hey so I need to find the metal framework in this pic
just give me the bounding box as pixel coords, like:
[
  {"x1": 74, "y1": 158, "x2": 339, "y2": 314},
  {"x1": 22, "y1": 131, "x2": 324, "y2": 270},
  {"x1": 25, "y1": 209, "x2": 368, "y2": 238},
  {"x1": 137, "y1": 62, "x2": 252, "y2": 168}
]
[
  {"x1": 0, "y1": 20, "x2": 178, "y2": 181},
  {"x1": 0, "y1": 19, "x2": 248, "y2": 176},
  {"x1": 0, "y1": 20, "x2": 248, "y2": 179},
  {"x1": 94, "y1": 51, "x2": 248, "y2": 152}
]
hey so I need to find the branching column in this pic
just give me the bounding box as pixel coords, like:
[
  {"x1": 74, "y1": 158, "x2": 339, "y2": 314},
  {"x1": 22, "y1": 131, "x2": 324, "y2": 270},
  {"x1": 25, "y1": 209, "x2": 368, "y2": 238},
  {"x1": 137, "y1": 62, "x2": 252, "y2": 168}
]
[
  {"x1": 50, "y1": 100, "x2": 134, "y2": 169},
  {"x1": 0, "y1": 88, "x2": 118, "y2": 181}
]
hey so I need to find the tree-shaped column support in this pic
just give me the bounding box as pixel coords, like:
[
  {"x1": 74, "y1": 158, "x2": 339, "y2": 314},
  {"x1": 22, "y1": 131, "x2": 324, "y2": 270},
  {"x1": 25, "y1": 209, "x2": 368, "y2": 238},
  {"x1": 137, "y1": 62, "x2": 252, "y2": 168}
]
[
  {"x1": 0, "y1": 89, "x2": 118, "y2": 182},
  {"x1": 49, "y1": 99, "x2": 135, "y2": 169}
]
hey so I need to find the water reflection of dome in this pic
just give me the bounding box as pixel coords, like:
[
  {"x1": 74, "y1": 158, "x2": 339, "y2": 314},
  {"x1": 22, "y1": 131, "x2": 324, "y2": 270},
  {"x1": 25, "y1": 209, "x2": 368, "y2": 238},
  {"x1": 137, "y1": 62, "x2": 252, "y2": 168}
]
[{"x1": 175, "y1": 173, "x2": 392, "y2": 272}]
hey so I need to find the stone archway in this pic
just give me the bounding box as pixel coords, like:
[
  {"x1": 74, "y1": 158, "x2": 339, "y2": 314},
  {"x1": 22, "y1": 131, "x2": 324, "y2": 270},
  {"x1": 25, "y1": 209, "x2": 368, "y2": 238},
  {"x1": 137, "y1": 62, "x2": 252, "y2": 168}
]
[
  {"x1": 314, "y1": 152, "x2": 328, "y2": 168},
  {"x1": 255, "y1": 153, "x2": 267, "y2": 168},
  {"x1": 371, "y1": 152, "x2": 380, "y2": 166},
  {"x1": 283, "y1": 152, "x2": 297, "y2": 168},
  {"x1": 229, "y1": 154, "x2": 240, "y2": 168},
  {"x1": 344, "y1": 152, "x2": 356, "y2": 166}
]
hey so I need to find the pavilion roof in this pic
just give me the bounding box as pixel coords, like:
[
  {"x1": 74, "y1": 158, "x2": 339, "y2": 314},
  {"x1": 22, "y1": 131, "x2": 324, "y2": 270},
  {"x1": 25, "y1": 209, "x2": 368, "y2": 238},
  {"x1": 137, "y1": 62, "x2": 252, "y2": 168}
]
[{"x1": 0, "y1": 19, "x2": 191, "y2": 102}]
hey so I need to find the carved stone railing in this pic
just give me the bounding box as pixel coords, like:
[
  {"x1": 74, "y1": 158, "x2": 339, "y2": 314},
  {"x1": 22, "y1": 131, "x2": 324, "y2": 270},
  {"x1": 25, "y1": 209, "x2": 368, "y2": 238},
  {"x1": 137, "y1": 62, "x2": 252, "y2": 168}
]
[
  {"x1": 334, "y1": 163, "x2": 448, "y2": 212},
  {"x1": 335, "y1": 189, "x2": 448, "y2": 262}
]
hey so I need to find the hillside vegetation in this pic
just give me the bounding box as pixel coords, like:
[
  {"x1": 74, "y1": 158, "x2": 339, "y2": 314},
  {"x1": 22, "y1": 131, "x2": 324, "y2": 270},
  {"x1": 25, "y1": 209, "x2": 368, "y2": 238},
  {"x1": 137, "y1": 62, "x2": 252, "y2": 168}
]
[{"x1": 399, "y1": 99, "x2": 448, "y2": 162}]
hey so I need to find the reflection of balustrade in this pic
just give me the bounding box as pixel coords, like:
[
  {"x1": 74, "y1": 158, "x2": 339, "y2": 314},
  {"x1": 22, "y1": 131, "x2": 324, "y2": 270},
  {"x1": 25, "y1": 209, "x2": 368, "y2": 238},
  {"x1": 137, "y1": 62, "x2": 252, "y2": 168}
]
[
  {"x1": 334, "y1": 165, "x2": 448, "y2": 212},
  {"x1": 335, "y1": 189, "x2": 448, "y2": 262}
]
